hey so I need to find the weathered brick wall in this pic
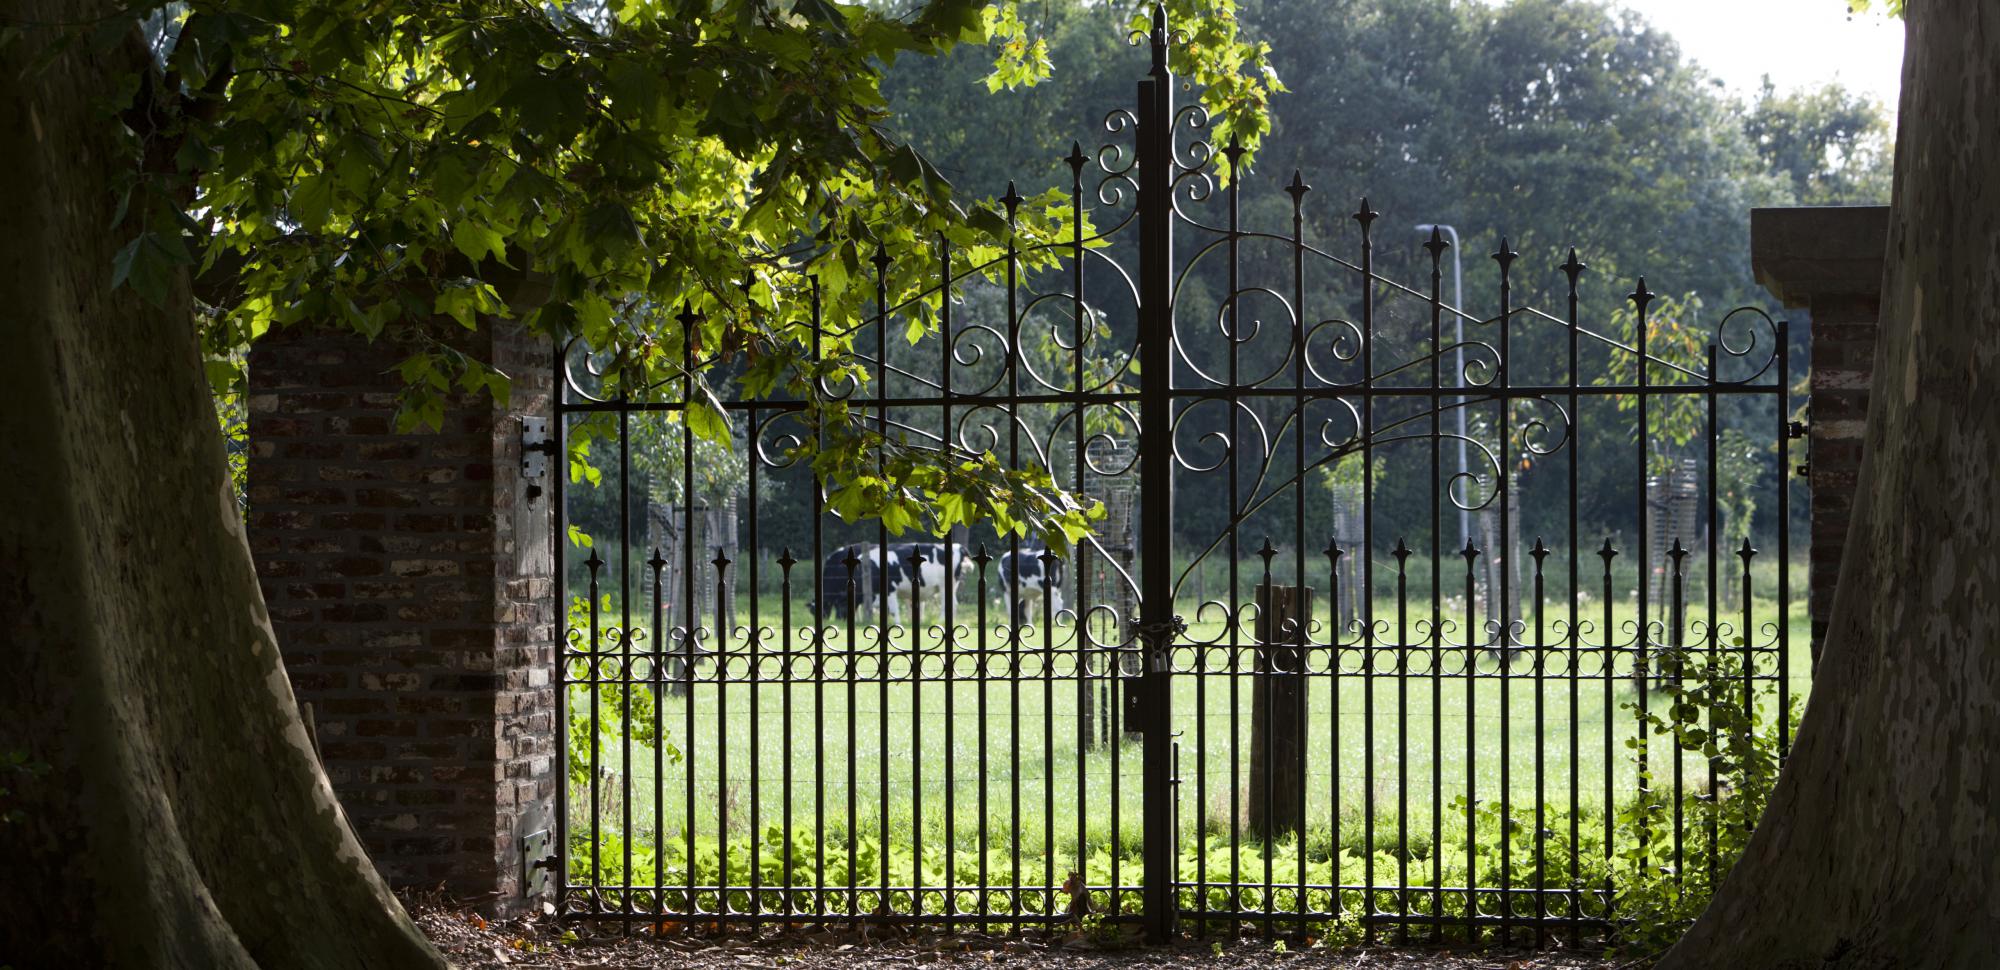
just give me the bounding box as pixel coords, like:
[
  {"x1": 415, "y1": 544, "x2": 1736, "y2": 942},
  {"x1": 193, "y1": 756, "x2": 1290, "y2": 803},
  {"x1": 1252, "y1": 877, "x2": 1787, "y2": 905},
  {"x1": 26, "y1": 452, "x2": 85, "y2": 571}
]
[
  {"x1": 1803, "y1": 294, "x2": 1879, "y2": 650},
  {"x1": 1751, "y1": 206, "x2": 1888, "y2": 658},
  {"x1": 247, "y1": 320, "x2": 555, "y2": 914}
]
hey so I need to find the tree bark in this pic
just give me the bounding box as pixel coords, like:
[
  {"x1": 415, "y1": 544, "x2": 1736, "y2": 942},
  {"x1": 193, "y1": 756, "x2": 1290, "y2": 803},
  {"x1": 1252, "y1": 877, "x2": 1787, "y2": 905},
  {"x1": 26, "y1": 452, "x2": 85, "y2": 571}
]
[
  {"x1": 0, "y1": 7, "x2": 446, "y2": 968},
  {"x1": 1659, "y1": 5, "x2": 2000, "y2": 967}
]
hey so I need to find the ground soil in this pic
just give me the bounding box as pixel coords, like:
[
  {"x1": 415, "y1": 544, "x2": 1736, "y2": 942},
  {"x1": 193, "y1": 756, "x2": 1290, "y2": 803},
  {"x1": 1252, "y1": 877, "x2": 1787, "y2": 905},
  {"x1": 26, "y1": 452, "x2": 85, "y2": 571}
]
[{"x1": 407, "y1": 896, "x2": 1641, "y2": 970}]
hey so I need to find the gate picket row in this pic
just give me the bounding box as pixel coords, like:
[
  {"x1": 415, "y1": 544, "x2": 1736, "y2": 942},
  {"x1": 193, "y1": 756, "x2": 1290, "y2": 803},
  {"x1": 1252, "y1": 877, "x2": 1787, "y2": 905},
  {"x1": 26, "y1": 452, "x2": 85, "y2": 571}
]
[{"x1": 551, "y1": 6, "x2": 1802, "y2": 946}]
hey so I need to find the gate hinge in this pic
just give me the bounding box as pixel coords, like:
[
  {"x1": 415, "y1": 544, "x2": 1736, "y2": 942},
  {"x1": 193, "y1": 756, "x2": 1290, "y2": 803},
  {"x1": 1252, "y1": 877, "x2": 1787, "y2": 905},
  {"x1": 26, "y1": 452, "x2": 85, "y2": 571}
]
[
  {"x1": 1786, "y1": 420, "x2": 1808, "y2": 440},
  {"x1": 520, "y1": 417, "x2": 557, "y2": 502}
]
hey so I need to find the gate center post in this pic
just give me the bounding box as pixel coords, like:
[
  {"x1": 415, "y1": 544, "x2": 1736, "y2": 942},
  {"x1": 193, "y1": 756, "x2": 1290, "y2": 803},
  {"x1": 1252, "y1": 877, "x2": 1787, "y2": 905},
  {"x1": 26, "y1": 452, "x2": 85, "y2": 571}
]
[{"x1": 1136, "y1": 6, "x2": 1180, "y2": 941}]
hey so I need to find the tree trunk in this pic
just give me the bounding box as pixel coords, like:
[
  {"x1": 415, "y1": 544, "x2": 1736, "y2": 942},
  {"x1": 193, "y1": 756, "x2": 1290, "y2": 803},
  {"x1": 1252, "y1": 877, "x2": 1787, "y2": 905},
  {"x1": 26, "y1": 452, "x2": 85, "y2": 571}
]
[
  {"x1": 1660, "y1": 6, "x2": 2000, "y2": 967},
  {"x1": 0, "y1": 9, "x2": 446, "y2": 968}
]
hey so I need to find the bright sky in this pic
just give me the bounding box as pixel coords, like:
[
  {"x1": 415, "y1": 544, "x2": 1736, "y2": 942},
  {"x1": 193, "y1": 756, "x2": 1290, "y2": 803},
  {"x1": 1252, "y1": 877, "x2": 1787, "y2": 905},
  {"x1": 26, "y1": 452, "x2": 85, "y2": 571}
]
[{"x1": 1613, "y1": 0, "x2": 1906, "y2": 111}]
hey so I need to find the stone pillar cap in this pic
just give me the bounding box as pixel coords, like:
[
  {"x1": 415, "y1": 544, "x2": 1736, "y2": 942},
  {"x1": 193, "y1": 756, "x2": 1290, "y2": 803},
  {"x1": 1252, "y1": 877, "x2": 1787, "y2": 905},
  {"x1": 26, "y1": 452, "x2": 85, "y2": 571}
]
[{"x1": 1750, "y1": 206, "x2": 1889, "y2": 308}]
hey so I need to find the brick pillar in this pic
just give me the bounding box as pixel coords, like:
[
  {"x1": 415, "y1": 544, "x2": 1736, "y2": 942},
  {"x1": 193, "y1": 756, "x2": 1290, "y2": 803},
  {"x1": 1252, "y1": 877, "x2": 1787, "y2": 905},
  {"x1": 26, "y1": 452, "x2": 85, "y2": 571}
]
[
  {"x1": 247, "y1": 319, "x2": 556, "y2": 915},
  {"x1": 1750, "y1": 206, "x2": 1888, "y2": 657}
]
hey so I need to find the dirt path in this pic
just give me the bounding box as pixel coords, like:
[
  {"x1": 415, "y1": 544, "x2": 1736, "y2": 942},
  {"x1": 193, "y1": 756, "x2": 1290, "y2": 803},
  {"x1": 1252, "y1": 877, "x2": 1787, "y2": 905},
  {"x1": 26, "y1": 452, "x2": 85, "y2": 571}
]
[{"x1": 410, "y1": 901, "x2": 1643, "y2": 970}]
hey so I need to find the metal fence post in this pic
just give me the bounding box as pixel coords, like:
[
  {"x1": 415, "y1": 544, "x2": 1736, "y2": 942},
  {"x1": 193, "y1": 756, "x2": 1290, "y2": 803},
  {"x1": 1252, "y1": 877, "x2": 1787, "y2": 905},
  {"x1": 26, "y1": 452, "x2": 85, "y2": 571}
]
[{"x1": 1135, "y1": 4, "x2": 1179, "y2": 942}]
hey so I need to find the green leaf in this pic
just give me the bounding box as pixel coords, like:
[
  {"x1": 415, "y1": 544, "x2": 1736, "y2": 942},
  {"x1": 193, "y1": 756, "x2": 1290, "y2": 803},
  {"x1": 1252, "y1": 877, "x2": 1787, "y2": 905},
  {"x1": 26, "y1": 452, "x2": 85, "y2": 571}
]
[
  {"x1": 434, "y1": 282, "x2": 506, "y2": 329},
  {"x1": 584, "y1": 203, "x2": 644, "y2": 262},
  {"x1": 685, "y1": 392, "x2": 730, "y2": 443},
  {"x1": 110, "y1": 232, "x2": 192, "y2": 308},
  {"x1": 450, "y1": 221, "x2": 509, "y2": 265},
  {"x1": 967, "y1": 205, "x2": 1010, "y2": 239},
  {"x1": 290, "y1": 172, "x2": 336, "y2": 231}
]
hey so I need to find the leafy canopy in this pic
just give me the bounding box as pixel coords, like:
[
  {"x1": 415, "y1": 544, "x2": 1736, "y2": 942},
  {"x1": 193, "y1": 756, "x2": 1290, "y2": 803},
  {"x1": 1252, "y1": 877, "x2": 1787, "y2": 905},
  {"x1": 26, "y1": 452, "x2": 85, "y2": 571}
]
[{"x1": 60, "y1": 0, "x2": 1277, "y2": 546}]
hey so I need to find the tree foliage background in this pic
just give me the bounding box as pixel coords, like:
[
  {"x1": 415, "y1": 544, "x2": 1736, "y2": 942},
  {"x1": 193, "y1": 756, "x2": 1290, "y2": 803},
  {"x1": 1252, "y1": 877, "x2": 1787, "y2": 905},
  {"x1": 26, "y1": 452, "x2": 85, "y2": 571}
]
[
  {"x1": 868, "y1": 0, "x2": 1891, "y2": 566},
  {"x1": 36, "y1": 0, "x2": 1890, "y2": 559}
]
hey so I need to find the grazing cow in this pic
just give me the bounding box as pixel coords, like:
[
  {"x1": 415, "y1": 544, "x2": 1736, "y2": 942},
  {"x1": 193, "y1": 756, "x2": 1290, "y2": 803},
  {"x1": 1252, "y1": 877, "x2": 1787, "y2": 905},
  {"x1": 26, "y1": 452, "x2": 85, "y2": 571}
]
[
  {"x1": 997, "y1": 547, "x2": 1066, "y2": 625},
  {"x1": 885, "y1": 542, "x2": 975, "y2": 618},
  {"x1": 812, "y1": 543, "x2": 901, "y2": 623}
]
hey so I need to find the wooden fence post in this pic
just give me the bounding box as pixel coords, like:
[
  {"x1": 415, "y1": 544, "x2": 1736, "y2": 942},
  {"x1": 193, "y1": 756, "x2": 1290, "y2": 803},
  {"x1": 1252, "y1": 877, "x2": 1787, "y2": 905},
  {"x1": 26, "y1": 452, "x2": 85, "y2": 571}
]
[{"x1": 1249, "y1": 582, "x2": 1311, "y2": 841}]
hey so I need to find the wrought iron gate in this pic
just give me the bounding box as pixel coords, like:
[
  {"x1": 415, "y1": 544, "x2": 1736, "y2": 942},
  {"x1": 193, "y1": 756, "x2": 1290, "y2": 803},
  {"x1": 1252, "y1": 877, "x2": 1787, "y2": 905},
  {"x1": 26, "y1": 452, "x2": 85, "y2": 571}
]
[{"x1": 553, "y1": 7, "x2": 1802, "y2": 945}]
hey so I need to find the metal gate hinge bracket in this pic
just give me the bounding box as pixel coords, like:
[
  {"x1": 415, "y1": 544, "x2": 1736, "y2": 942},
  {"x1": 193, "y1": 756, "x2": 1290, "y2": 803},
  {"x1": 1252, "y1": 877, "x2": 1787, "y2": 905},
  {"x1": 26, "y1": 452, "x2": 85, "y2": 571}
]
[{"x1": 520, "y1": 417, "x2": 556, "y2": 501}]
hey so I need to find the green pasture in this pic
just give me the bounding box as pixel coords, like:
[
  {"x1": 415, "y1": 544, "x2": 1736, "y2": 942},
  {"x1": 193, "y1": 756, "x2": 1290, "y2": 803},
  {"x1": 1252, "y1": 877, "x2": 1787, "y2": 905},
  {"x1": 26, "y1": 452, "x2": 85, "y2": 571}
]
[{"x1": 563, "y1": 584, "x2": 1811, "y2": 891}]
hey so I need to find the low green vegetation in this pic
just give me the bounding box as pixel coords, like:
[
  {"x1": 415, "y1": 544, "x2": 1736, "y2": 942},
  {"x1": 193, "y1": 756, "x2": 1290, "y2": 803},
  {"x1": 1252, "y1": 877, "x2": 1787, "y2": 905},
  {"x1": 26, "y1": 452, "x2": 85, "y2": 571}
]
[{"x1": 560, "y1": 592, "x2": 1807, "y2": 951}]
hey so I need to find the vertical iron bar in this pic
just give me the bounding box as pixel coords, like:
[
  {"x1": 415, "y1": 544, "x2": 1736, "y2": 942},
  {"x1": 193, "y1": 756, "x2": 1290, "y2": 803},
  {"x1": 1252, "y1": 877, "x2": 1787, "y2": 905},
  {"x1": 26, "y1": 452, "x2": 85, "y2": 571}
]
[
  {"x1": 1135, "y1": 5, "x2": 1179, "y2": 940},
  {"x1": 652, "y1": 549, "x2": 666, "y2": 916},
  {"x1": 715, "y1": 550, "x2": 732, "y2": 914},
  {"x1": 588, "y1": 549, "x2": 603, "y2": 904},
  {"x1": 1424, "y1": 228, "x2": 1447, "y2": 941},
  {"x1": 977, "y1": 547, "x2": 991, "y2": 923},
  {"x1": 681, "y1": 309, "x2": 699, "y2": 918},
  {"x1": 1492, "y1": 239, "x2": 1514, "y2": 945},
  {"x1": 780, "y1": 551, "x2": 796, "y2": 916},
  {"x1": 1740, "y1": 541, "x2": 1756, "y2": 731},
  {"x1": 1289, "y1": 173, "x2": 1311, "y2": 937},
  {"x1": 845, "y1": 544, "x2": 857, "y2": 916},
  {"x1": 1328, "y1": 538, "x2": 1344, "y2": 924},
  {"x1": 1776, "y1": 321, "x2": 1792, "y2": 755},
  {"x1": 873, "y1": 247, "x2": 892, "y2": 918},
  {"x1": 1531, "y1": 538, "x2": 1548, "y2": 945},
  {"x1": 1562, "y1": 249, "x2": 1584, "y2": 944},
  {"x1": 1393, "y1": 539, "x2": 1412, "y2": 941},
  {"x1": 1705, "y1": 343, "x2": 1721, "y2": 891},
  {"x1": 745, "y1": 280, "x2": 761, "y2": 919},
  {"x1": 940, "y1": 231, "x2": 957, "y2": 931},
  {"x1": 1355, "y1": 198, "x2": 1378, "y2": 943},
  {"x1": 1461, "y1": 542, "x2": 1478, "y2": 932},
  {"x1": 552, "y1": 339, "x2": 571, "y2": 916},
  {"x1": 1599, "y1": 540, "x2": 1617, "y2": 923},
  {"x1": 1216, "y1": 153, "x2": 1232, "y2": 936},
  {"x1": 1258, "y1": 541, "x2": 1275, "y2": 939},
  {"x1": 1003, "y1": 187, "x2": 1024, "y2": 928},
  {"x1": 1631, "y1": 280, "x2": 1654, "y2": 887},
  {"x1": 810, "y1": 280, "x2": 828, "y2": 924},
  {"x1": 1042, "y1": 554, "x2": 1057, "y2": 923},
  {"x1": 913, "y1": 547, "x2": 925, "y2": 920},
  {"x1": 1066, "y1": 142, "x2": 1090, "y2": 928},
  {"x1": 1670, "y1": 539, "x2": 1687, "y2": 884},
  {"x1": 620, "y1": 382, "x2": 633, "y2": 929}
]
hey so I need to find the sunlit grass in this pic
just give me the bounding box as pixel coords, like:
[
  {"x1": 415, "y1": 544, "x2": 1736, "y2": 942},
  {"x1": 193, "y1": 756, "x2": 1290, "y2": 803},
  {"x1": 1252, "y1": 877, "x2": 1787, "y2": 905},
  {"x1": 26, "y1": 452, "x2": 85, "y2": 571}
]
[{"x1": 564, "y1": 588, "x2": 1810, "y2": 891}]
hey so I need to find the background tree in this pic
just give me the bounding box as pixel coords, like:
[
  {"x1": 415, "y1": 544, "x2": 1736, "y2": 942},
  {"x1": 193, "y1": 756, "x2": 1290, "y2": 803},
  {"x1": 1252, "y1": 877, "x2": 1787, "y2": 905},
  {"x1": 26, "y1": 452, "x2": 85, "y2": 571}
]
[
  {"x1": 1746, "y1": 77, "x2": 1894, "y2": 207},
  {"x1": 882, "y1": 0, "x2": 1892, "y2": 594},
  {"x1": 0, "y1": 0, "x2": 1273, "y2": 965},
  {"x1": 1660, "y1": 2, "x2": 2000, "y2": 964}
]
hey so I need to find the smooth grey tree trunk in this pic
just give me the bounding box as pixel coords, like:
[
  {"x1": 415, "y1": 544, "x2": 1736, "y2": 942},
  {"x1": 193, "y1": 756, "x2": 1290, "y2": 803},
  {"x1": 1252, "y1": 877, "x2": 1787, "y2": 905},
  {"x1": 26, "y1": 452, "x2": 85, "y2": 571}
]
[
  {"x1": 1660, "y1": 5, "x2": 1999, "y2": 967},
  {"x1": 0, "y1": 6, "x2": 446, "y2": 967}
]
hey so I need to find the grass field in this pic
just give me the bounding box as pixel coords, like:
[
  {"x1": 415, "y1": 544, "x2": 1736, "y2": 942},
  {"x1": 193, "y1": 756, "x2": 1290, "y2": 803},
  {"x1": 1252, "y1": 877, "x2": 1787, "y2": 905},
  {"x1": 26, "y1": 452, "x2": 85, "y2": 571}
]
[{"x1": 563, "y1": 583, "x2": 1811, "y2": 893}]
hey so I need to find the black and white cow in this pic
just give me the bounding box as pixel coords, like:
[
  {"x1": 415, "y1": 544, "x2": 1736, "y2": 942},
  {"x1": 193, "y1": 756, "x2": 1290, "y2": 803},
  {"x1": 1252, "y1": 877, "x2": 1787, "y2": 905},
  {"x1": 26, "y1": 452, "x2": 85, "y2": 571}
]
[
  {"x1": 813, "y1": 543, "x2": 901, "y2": 623},
  {"x1": 885, "y1": 542, "x2": 975, "y2": 618},
  {"x1": 997, "y1": 547, "x2": 1066, "y2": 625}
]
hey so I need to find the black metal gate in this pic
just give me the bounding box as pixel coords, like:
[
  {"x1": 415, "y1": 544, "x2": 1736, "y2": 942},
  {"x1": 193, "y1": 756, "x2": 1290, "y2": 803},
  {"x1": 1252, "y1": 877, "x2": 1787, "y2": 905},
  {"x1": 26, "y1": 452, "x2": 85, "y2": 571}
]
[{"x1": 552, "y1": 7, "x2": 1801, "y2": 945}]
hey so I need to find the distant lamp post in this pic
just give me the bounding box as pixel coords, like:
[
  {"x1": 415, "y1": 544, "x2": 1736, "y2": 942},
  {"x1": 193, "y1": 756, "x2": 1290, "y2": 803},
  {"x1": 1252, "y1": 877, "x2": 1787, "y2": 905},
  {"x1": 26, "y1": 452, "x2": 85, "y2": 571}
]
[{"x1": 1415, "y1": 223, "x2": 1471, "y2": 552}]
